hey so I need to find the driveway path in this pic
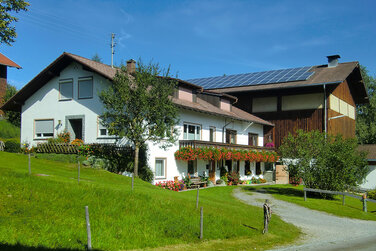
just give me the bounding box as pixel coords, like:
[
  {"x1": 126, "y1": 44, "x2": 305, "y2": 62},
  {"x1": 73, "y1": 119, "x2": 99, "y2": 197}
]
[{"x1": 233, "y1": 188, "x2": 376, "y2": 251}]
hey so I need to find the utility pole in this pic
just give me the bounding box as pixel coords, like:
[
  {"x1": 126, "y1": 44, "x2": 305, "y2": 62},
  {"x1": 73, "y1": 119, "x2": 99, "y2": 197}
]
[{"x1": 111, "y1": 33, "x2": 116, "y2": 68}]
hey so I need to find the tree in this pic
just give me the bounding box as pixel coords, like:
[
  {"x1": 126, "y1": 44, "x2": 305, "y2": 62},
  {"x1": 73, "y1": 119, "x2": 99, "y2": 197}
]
[
  {"x1": 356, "y1": 65, "x2": 376, "y2": 144},
  {"x1": 91, "y1": 53, "x2": 103, "y2": 63},
  {"x1": 99, "y1": 60, "x2": 179, "y2": 177},
  {"x1": 279, "y1": 130, "x2": 368, "y2": 192},
  {"x1": 0, "y1": 0, "x2": 29, "y2": 46},
  {"x1": 3, "y1": 83, "x2": 20, "y2": 127}
]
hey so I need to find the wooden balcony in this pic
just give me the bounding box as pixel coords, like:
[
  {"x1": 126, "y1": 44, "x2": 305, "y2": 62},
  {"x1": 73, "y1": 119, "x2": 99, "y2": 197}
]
[{"x1": 179, "y1": 140, "x2": 275, "y2": 152}]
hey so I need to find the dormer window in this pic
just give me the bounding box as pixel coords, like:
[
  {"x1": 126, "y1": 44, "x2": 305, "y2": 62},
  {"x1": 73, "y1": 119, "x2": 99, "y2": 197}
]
[
  {"x1": 59, "y1": 79, "x2": 73, "y2": 100},
  {"x1": 78, "y1": 77, "x2": 93, "y2": 99}
]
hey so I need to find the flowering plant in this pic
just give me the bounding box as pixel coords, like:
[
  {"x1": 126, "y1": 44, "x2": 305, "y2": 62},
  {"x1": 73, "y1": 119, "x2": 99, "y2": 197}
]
[
  {"x1": 175, "y1": 146, "x2": 279, "y2": 163},
  {"x1": 71, "y1": 138, "x2": 84, "y2": 146},
  {"x1": 21, "y1": 142, "x2": 34, "y2": 154},
  {"x1": 155, "y1": 180, "x2": 183, "y2": 191}
]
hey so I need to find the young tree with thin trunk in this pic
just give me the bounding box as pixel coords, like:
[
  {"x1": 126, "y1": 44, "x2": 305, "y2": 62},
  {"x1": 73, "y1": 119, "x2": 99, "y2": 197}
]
[{"x1": 99, "y1": 60, "x2": 179, "y2": 177}]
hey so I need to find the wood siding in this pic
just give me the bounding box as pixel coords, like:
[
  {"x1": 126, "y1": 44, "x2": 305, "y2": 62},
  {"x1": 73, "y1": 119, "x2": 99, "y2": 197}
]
[
  {"x1": 330, "y1": 79, "x2": 355, "y2": 106},
  {"x1": 328, "y1": 109, "x2": 355, "y2": 138},
  {"x1": 254, "y1": 109, "x2": 323, "y2": 148}
]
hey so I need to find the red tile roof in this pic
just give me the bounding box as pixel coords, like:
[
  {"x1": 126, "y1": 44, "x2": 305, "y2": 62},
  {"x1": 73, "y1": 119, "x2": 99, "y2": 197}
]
[{"x1": 0, "y1": 52, "x2": 21, "y2": 69}]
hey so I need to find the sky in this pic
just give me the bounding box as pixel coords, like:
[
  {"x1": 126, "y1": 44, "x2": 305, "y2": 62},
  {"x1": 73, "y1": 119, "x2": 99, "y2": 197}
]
[{"x1": 2, "y1": 0, "x2": 376, "y2": 89}]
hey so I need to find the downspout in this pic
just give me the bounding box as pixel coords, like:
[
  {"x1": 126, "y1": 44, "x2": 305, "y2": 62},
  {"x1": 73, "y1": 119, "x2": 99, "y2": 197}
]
[{"x1": 324, "y1": 84, "x2": 327, "y2": 138}]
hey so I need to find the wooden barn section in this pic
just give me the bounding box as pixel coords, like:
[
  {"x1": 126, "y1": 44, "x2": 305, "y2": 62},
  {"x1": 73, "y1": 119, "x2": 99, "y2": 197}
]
[{"x1": 187, "y1": 55, "x2": 369, "y2": 148}]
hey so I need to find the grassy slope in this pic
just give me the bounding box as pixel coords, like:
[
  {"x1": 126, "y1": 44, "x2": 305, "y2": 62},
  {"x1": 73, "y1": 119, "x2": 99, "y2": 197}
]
[
  {"x1": 0, "y1": 119, "x2": 20, "y2": 140},
  {"x1": 244, "y1": 185, "x2": 376, "y2": 221},
  {"x1": 0, "y1": 152, "x2": 300, "y2": 251}
]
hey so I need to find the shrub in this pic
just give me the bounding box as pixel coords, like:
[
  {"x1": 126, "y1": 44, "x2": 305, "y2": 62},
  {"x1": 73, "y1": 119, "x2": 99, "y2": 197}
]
[
  {"x1": 155, "y1": 180, "x2": 182, "y2": 191},
  {"x1": 228, "y1": 171, "x2": 240, "y2": 185},
  {"x1": 368, "y1": 190, "x2": 376, "y2": 200},
  {"x1": 4, "y1": 139, "x2": 20, "y2": 153},
  {"x1": 280, "y1": 130, "x2": 368, "y2": 192}
]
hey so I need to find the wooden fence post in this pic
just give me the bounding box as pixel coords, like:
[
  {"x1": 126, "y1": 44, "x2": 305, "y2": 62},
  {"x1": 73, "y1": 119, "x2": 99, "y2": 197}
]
[
  {"x1": 196, "y1": 187, "x2": 199, "y2": 209},
  {"x1": 78, "y1": 160, "x2": 80, "y2": 184},
  {"x1": 132, "y1": 173, "x2": 134, "y2": 191},
  {"x1": 342, "y1": 194, "x2": 345, "y2": 206},
  {"x1": 85, "y1": 206, "x2": 92, "y2": 250},
  {"x1": 363, "y1": 194, "x2": 367, "y2": 212},
  {"x1": 28, "y1": 153, "x2": 31, "y2": 175},
  {"x1": 200, "y1": 207, "x2": 203, "y2": 239},
  {"x1": 304, "y1": 190, "x2": 306, "y2": 201}
]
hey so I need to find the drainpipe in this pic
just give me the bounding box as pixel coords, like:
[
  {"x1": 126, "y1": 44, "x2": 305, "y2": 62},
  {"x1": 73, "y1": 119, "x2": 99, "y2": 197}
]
[{"x1": 323, "y1": 84, "x2": 327, "y2": 138}]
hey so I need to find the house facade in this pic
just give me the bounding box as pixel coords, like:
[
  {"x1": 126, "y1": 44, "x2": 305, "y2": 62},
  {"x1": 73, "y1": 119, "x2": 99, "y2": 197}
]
[
  {"x1": 187, "y1": 55, "x2": 369, "y2": 148},
  {"x1": 2, "y1": 52, "x2": 277, "y2": 183}
]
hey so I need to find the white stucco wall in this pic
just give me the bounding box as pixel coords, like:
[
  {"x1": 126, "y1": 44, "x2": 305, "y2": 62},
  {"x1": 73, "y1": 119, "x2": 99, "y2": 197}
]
[
  {"x1": 21, "y1": 61, "x2": 270, "y2": 184},
  {"x1": 361, "y1": 165, "x2": 376, "y2": 190},
  {"x1": 21, "y1": 62, "x2": 115, "y2": 145},
  {"x1": 148, "y1": 109, "x2": 266, "y2": 183}
]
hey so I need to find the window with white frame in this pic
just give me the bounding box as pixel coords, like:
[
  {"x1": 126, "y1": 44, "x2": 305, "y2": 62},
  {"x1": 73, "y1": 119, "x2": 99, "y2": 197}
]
[
  {"x1": 97, "y1": 118, "x2": 113, "y2": 137},
  {"x1": 78, "y1": 77, "x2": 93, "y2": 99},
  {"x1": 59, "y1": 79, "x2": 73, "y2": 100},
  {"x1": 155, "y1": 158, "x2": 166, "y2": 178},
  {"x1": 35, "y1": 119, "x2": 54, "y2": 138},
  {"x1": 183, "y1": 123, "x2": 201, "y2": 140}
]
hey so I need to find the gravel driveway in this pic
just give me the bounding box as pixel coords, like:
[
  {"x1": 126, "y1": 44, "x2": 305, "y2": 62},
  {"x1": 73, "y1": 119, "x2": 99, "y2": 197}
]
[{"x1": 233, "y1": 188, "x2": 376, "y2": 251}]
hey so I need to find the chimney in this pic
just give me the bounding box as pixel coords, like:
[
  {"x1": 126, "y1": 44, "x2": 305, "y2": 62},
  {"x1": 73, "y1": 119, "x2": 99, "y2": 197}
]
[
  {"x1": 327, "y1": 55, "x2": 340, "y2": 68},
  {"x1": 126, "y1": 59, "x2": 136, "y2": 74}
]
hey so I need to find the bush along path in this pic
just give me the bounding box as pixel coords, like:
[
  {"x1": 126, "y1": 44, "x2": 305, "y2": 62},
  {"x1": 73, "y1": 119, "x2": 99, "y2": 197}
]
[{"x1": 233, "y1": 188, "x2": 376, "y2": 251}]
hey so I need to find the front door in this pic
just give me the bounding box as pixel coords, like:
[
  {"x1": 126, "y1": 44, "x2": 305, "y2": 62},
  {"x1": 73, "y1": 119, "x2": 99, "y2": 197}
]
[
  {"x1": 68, "y1": 119, "x2": 83, "y2": 140},
  {"x1": 209, "y1": 160, "x2": 216, "y2": 183}
]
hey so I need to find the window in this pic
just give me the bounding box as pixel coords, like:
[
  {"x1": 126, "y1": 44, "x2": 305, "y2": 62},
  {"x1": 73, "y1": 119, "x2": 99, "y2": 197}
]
[
  {"x1": 264, "y1": 162, "x2": 273, "y2": 172},
  {"x1": 59, "y1": 79, "x2": 73, "y2": 100},
  {"x1": 187, "y1": 160, "x2": 197, "y2": 176},
  {"x1": 98, "y1": 118, "x2": 110, "y2": 137},
  {"x1": 155, "y1": 158, "x2": 166, "y2": 178},
  {"x1": 209, "y1": 127, "x2": 216, "y2": 142},
  {"x1": 183, "y1": 123, "x2": 201, "y2": 140},
  {"x1": 256, "y1": 162, "x2": 261, "y2": 175},
  {"x1": 226, "y1": 129, "x2": 236, "y2": 144},
  {"x1": 35, "y1": 119, "x2": 54, "y2": 138},
  {"x1": 78, "y1": 77, "x2": 93, "y2": 99},
  {"x1": 248, "y1": 133, "x2": 258, "y2": 146},
  {"x1": 244, "y1": 161, "x2": 251, "y2": 175}
]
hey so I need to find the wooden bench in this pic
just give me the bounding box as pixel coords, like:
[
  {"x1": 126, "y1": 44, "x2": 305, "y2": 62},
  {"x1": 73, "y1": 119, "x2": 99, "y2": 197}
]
[{"x1": 190, "y1": 177, "x2": 206, "y2": 189}]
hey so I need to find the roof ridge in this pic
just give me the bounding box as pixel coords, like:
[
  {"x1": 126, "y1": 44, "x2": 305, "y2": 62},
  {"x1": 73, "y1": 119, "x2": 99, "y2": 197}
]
[{"x1": 64, "y1": 51, "x2": 116, "y2": 69}]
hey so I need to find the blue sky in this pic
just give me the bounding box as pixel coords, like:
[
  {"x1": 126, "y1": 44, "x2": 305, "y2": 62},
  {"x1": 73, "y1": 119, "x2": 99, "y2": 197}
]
[{"x1": 2, "y1": 0, "x2": 376, "y2": 89}]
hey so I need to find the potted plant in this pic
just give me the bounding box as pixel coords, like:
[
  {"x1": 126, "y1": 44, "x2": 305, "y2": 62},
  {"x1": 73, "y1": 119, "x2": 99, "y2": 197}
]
[
  {"x1": 200, "y1": 171, "x2": 209, "y2": 187},
  {"x1": 227, "y1": 171, "x2": 240, "y2": 185},
  {"x1": 183, "y1": 174, "x2": 192, "y2": 189}
]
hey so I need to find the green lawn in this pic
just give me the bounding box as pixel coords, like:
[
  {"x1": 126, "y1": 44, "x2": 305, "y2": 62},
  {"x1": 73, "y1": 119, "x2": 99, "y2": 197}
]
[
  {"x1": 243, "y1": 185, "x2": 376, "y2": 221},
  {"x1": 0, "y1": 152, "x2": 300, "y2": 250}
]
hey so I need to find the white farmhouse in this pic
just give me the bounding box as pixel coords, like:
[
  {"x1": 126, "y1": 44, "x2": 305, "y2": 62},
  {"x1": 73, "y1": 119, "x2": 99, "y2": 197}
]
[{"x1": 2, "y1": 52, "x2": 277, "y2": 183}]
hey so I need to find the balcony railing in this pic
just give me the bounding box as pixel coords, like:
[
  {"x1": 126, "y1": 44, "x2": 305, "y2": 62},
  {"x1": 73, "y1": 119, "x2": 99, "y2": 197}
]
[{"x1": 179, "y1": 140, "x2": 275, "y2": 152}]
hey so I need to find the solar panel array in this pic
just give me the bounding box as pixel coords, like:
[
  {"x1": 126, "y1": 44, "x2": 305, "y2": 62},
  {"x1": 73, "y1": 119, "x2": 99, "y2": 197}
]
[{"x1": 186, "y1": 66, "x2": 314, "y2": 89}]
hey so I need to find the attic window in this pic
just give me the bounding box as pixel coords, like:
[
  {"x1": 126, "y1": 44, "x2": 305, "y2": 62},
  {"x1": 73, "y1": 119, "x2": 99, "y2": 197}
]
[
  {"x1": 78, "y1": 77, "x2": 93, "y2": 99},
  {"x1": 59, "y1": 79, "x2": 73, "y2": 100}
]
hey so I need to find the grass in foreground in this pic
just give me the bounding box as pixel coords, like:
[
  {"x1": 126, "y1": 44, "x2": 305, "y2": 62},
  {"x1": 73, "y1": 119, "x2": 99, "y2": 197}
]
[
  {"x1": 0, "y1": 152, "x2": 300, "y2": 250},
  {"x1": 244, "y1": 185, "x2": 376, "y2": 221}
]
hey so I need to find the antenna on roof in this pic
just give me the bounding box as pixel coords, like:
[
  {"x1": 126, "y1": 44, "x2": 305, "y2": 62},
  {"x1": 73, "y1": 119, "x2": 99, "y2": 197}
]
[{"x1": 111, "y1": 33, "x2": 116, "y2": 68}]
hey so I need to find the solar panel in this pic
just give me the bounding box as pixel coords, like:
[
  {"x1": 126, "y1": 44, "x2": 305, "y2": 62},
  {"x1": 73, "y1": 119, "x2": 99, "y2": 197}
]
[{"x1": 186, "y1": 66, "x2": 314, "y2": 89}]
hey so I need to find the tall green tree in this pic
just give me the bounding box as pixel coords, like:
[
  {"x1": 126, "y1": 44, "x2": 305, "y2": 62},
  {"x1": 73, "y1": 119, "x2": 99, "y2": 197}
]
[
  {"x1": 99, "y1": 60, "x2": 179, "y2": 177},
  {"x1": 0, "y1": 0, "x2": 29, "y2": 45},
  {"x1": 280, "y1": 130, "x2": 368, "y2": 192},
  {"x1": 356, "y1": 66, "x2": 376, "y2": 144},
  {"x1": 3, "y1": 83, "x2": 20, "y2": 127},
  {"x1": 91, "y1": 53, "x2": 103, "y2": 63}
]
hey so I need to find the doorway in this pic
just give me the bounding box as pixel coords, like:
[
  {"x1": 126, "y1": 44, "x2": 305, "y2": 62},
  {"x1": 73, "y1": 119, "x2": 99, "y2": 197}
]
[{"x1": 65, "y1": 115, "x2": 85, "y2": 141}]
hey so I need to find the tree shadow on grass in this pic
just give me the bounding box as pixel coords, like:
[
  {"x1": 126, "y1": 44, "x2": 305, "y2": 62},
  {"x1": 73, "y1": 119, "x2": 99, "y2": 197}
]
[
  {"x1": 0, "y1": 242, "x2": 102, "y2": 251},
  {"x1": 242, "y1": 186, "x2": 303, "y2": 198}
]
